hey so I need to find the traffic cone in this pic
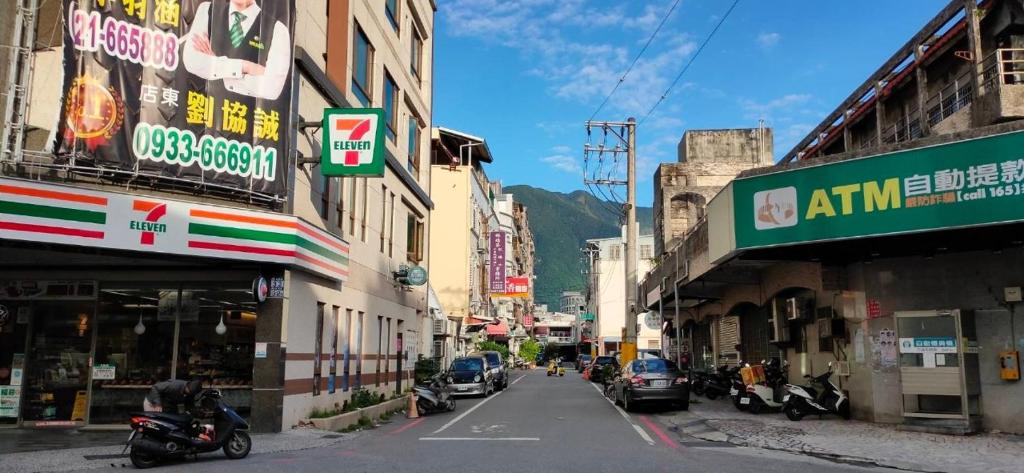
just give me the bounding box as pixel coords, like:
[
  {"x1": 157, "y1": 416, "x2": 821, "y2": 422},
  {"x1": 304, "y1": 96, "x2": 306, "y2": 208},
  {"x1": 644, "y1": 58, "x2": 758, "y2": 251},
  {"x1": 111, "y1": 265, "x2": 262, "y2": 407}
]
[{"x1": 406, "y1": 392, "x2": 419, "y2": 419}]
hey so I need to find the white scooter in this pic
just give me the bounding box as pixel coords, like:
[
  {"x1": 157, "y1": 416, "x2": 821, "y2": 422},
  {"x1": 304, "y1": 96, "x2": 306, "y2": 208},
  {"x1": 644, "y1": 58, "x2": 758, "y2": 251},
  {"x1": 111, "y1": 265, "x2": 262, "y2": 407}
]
[
  {"x1": 743, "y1": 359, "x2": 788, "y2": 414},
  {"x1": 782, "y1": 362, "x2": 850, "y2": 421}
]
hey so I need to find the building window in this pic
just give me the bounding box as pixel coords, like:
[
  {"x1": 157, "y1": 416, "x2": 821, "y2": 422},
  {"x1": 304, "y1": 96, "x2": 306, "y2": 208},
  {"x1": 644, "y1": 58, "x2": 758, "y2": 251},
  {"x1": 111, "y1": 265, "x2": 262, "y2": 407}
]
[
  {"x1": 388, "y1": 192, "x2": 396, "y2": 257},
  {"x1": 406, "y1": 211, "x2": 424, "y2": 263},
  {"x1": 380, "y1": 185, "x2": 389, "y2": 253},
  {"x1": 352, "y1": 25, "x2": 373, "y2": 107},
  {"x1": 639, "y1": 244, "x2": 652, "y2": 260},
  {"x1": 342, "y1": 177, "x2": 350, "y2": 232},
  {"x1": 410, "y1": 29, "x2": 423, "y2": 83},
  {"x1": 347, "y1": 178, "x2": 357, "y2": 236},
  {"x1": 313, "y1": 302, "x2": 325, "y2": 396},
  {"x1": 385, "y1": 317, "x2": 392, "y2": 384},
  {"x1": 318, "y1": 172, "x2": 330, "y2": 220},
  {"x1": 329, "y1": 306, "x2": 339, "y2": 394},
  {"x1": 354, "y1": 311, "x2": 364, "y2": 389},
  {"x1": 383, "y1": 72, "x2": 398, "y2": 142},
  {"x1": 361, "y1": 178, "x2": 369, "y2": 242},
  {"x1": 609, "y1": 244, "x2": 621, "y2": 260},
  {"x1": 407, "y1": 116, "x2": 420, "y2": 177},
  {"x1": 385, "y1": 0, "x2": 399, "y2": 33},
  {"x1": 375, "y1": 316, "x2": 384, "y2": 386},
  {"x1": 342, "y1": 309, "x2": 352, "y2": 391}
]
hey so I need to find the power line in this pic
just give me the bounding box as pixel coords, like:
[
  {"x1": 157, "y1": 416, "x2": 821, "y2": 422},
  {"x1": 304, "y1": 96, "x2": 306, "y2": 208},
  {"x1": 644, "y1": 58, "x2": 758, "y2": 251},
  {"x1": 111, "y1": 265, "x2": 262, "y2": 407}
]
[
  {"x1": 640, "y1": 0, "x2": 742, "y2": 124},
  {"x1": 588, "y1": 0, "x2": 683, "y2": 121}
]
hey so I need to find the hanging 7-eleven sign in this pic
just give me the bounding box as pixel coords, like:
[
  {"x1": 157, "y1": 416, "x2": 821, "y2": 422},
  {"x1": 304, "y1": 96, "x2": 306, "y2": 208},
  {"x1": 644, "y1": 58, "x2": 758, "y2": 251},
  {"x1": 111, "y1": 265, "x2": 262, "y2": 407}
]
[{"x1": 321, "y1": 108, "x2": 387, "y2": 177}]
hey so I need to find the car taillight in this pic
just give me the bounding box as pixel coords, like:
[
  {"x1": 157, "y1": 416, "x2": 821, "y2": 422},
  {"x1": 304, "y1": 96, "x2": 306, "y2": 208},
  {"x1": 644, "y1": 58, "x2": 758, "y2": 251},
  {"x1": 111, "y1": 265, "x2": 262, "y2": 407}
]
[
  {"x1": 674, "y1": 377, "x2": 688, "y2": 385},
  {"x1": 630, "y1": 375, "x2": 645, "y2": 386}
]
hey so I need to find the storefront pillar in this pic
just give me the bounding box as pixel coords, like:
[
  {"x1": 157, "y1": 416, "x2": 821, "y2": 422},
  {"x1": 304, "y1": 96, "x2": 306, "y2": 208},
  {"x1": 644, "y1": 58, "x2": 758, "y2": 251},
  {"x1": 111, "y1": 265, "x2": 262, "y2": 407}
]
[{"x1": 252, "y1": 277, "x2": 285, "y2": 433}]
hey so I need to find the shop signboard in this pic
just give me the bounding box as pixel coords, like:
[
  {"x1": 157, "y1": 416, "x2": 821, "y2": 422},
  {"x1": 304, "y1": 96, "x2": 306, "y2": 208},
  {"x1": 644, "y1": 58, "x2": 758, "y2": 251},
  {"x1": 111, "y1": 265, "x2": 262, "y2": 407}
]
[
  {"x1": 898, "y1": 337, "x2": 958, "y2": 354},
  {"x1": 54, "y1": 0, "x2": 297, "y2": 197},
  {"x1": 321, "y1": 109, "x2": 387, "y2": 177},
  {"x1": 502, "y1": 276, "x2": 529, "y2": 298},
  {"x1": 91, "y1": 364, "x2": 116, "y2": 380},
  {"x1": 732, "y1": 131, "x2": 1024, "y2": 250},
  {"x1": 0, "y1": 385, "x2": 20, "y2": 418},
  {"x1": 254, "y1": 342, "x2": 268, "y2": 359},
  {"x1": 0, "y1": 177, "x2": 349, "y2": 281},
  {"x1": 488, "y1": 232, "x2": 507, "y2": 293}
]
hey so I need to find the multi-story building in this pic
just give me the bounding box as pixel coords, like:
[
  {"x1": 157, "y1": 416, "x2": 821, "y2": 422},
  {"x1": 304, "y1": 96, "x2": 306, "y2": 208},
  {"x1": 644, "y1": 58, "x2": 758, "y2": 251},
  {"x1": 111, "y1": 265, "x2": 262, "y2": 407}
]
[
  {"x1": 586, "y1": 232, "x2": 660, "y2": 356},
  {"x1": 428, "y1": 127, "x2": 500, "y2": 356},
  {"x1": 0, "y1": 0, "x2": 436, "y2": 431},
  {"x1": 642, "y1": 0, "x2": 1024, "y2": 435},
  {"x1": 559, "y1": 291, "x2": 586, "y2": 318}
]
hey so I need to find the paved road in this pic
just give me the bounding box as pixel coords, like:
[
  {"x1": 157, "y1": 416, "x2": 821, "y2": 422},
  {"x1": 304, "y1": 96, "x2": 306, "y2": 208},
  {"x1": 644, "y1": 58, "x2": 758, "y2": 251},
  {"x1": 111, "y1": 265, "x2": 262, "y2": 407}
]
[{"x1": 77, "y1": 369, "x2": 899, "y2": 473}]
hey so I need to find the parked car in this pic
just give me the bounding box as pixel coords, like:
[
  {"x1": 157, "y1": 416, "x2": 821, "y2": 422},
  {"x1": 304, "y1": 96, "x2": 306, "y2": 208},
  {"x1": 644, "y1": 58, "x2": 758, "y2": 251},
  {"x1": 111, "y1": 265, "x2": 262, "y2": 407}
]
[
  {"x1": 470, "y1": 350, "x2": 508, "y2": 390},
  {"x1": 613, "y1": 358, "x2": 689, "y2": 412},
  {"x1": 588, "y1": 356, "x2": 619, "y2": 384},
  {"x1": 447, "y1": 355, "x2": 494, "y2": 397},
  {"x1": 576, "y1": 354, "x2": 592, "y2": 372}
]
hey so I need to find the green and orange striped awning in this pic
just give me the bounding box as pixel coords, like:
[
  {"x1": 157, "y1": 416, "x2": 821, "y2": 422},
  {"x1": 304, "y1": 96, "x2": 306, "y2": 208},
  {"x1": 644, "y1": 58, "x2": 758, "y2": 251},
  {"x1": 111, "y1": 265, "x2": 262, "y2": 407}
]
[{"x1": 0, "y1": 177, "x2": 349, "y2": 281}]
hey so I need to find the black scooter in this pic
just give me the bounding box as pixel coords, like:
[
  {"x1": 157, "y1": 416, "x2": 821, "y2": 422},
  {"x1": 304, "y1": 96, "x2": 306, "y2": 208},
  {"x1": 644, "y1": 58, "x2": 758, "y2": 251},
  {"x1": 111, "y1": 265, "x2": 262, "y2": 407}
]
[
  {"x1": 702, "y1": 364, "x2": 738, "y2": 400},
  {"x1": 415, "y1": 373, "x2": 456, "y2": 414},
  {"x1": 125, "y1": 389, "x2": 251, "y2": 469}
]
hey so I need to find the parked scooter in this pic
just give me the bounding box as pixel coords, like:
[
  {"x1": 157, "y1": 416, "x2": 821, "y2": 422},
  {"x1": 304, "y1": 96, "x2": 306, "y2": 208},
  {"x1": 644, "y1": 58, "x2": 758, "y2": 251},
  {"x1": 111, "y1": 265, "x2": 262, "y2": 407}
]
[
  {"x1": 703, "y1": 364, "x2": 739, "y2": 400},
  {"x1": 782, "y1": 362, "x2": 850, "y2": 421},
  {"x1": 414, "y1": 372, "x2": 456, "y2": 414},
  {"x1": 743, "y1": 359, "x2": 788, "y2": 414},
  {"x1": 125, "y1": 389, "x2": 251, "y2": 469},
  {"x1": 689, "y1": 369, "x2": 708, "y2": 396}
]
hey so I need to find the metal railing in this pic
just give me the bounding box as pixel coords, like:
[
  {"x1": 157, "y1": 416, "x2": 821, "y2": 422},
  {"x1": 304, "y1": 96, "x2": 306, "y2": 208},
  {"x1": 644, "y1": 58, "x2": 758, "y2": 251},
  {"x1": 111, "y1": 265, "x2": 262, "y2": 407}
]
[
  {"x1": 981, "y1": 48, "x2": 1024, "y2": 91},
  {"x1": 881, "y1": 111, "x2": 924, "y2": 145},
  {"x1": 925, "y1": 69, "x2": 973, "y2": 126}
]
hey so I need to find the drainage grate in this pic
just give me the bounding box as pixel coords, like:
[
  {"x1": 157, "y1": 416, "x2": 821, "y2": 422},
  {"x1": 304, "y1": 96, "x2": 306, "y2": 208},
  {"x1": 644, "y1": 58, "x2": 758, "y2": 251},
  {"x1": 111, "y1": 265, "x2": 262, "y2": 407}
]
[{"x1": 83, "y1": 454, "x2": 129, "y2": 460}]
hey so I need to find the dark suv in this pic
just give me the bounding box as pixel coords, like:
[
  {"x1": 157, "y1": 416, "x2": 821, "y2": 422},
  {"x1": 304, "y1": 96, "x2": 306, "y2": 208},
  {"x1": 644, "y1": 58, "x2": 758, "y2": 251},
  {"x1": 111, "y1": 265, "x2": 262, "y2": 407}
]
[
  {"x1": 471, "y1": 351, "x2": 508, "y2": 390},
  {"x1": 588, "y1": 355, "x2": 619, "y2": 384}
]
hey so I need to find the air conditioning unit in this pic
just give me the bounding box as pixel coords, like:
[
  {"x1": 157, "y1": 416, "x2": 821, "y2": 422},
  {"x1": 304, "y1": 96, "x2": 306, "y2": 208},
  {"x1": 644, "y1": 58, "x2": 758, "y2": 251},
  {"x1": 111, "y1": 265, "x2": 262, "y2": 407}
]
[
  {"x1": 817, "y1": 317, "x2": 846, "y2": 339},
  {"x1": 432, "y1": 319, "x2": 445, "y2": 335},
  {"x1": 770, "y1": 308, "x2": 791, "y2": 344},
  {"x1": 785, "y1": 297, "x2": 802, "y2": 321}
]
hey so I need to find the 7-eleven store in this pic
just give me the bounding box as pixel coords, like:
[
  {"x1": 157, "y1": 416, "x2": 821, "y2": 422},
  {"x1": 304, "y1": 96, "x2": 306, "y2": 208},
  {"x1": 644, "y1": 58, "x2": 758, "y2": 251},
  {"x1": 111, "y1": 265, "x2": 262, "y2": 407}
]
[{"x1": 0, "y1": 177, "x2": 349, "y2": 432}]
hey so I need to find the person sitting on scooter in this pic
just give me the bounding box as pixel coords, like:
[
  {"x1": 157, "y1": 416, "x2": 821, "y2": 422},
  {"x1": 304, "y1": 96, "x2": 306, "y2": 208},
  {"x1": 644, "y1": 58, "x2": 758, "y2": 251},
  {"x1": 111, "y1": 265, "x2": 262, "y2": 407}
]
[{"x1": 143, "y1": 378, "x2": 205, "y2": 413}]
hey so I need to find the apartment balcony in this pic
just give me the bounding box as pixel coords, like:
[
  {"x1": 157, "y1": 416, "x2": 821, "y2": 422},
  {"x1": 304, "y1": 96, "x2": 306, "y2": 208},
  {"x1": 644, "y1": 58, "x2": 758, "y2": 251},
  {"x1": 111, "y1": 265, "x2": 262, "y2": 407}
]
[
  {"x1": 545, "y1": 336, "x2": 576, "y2": 345},
  {"x1": 976, "y1": 48, "x2": 1024, "y2": 125}
]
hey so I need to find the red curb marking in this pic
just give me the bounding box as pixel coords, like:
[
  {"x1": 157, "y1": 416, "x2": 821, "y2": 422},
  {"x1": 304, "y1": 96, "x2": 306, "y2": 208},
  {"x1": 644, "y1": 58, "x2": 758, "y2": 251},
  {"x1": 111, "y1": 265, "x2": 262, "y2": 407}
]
[
  {"x1": 388, "y1": 417, "x2": 425, "y2": 435},
  {"x1": 639, "y1": 415, "x2": 680, "y2": 450}
]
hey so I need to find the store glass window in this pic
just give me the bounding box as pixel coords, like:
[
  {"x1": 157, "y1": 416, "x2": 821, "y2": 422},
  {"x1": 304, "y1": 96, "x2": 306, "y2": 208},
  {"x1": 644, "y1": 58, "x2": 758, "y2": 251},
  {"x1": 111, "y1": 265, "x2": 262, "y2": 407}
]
[
  {"x1": 175, "y1": 287, "x2": 256, "y2": 417},
  {"x1": 22, "y1": 300, "x2": 94, "y2": 422},
  {"x1": 89, "y1": 287, "x2": 176, "y2": 424},
  {"x1": 0, "y1": 300, "x2": 30, "y2": 424}
]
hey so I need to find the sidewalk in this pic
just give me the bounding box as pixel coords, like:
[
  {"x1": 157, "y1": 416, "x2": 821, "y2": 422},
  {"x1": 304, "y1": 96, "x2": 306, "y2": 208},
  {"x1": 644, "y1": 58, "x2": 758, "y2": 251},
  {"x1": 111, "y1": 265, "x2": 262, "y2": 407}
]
[
  {"x1": 0, "y1": 427, "x2": 353, "y2": 473},
  {"x1": 655, "y1": 399, "x2": 1024, "y2": 473}
]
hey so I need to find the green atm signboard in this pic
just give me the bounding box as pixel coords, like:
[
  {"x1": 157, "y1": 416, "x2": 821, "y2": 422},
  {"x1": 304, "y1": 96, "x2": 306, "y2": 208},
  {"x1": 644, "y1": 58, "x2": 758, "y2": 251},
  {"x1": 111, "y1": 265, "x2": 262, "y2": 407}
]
[
  {"x1": 733, "y1": 131, "x2": 1024, "y2": 250},
  {"x1": 321, "y1": 108, "x2": 386, "y2": 177}
]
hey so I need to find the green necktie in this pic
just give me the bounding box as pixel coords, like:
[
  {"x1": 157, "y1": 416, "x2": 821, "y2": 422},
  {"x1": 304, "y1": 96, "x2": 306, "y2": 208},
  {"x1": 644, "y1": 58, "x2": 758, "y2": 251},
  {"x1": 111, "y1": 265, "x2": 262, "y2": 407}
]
[{"x1": 230, "y1": 12, "x2": 246, "y2": 48}]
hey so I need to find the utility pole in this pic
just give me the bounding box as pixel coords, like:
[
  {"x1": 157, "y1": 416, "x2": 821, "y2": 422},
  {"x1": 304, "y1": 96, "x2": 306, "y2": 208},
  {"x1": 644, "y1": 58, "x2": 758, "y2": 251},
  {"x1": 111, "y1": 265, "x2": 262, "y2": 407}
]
[
  {"x1": 583, "y1": 117, "x2": 638, "y2": 365},
  {"x1": 582, "y1": 243, "x2": 600, "y2": 357}
]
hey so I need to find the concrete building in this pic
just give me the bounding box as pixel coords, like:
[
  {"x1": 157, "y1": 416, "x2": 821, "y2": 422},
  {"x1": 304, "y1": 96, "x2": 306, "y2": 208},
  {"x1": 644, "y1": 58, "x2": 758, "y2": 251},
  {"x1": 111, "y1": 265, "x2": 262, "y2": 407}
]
[
  {"x1": 586, "y1": 232, "x2": 660, "y2": 355},
  {"x1": 653, "y1": 126, "x2": 773, "y2": 256},
  {"x1": 642, "y1": 0, "x2": 1024, "y2": 435},
  {"x1": 0, "y1": 0, "x2": 437, "y2": 431},
  {"x1": 560, "y1": 291, "x2": 586, "y2": 318}
]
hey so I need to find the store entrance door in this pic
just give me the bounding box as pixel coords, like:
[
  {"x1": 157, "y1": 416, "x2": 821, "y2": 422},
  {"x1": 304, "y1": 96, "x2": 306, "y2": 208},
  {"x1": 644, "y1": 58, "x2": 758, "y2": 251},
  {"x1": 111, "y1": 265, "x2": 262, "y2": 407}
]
[
  {"x1": 0, "y1": 301, "x2": 30, "y2": 425},
  {"x1": 22, "y1": 301, "x2": 95, "y2": 426}
]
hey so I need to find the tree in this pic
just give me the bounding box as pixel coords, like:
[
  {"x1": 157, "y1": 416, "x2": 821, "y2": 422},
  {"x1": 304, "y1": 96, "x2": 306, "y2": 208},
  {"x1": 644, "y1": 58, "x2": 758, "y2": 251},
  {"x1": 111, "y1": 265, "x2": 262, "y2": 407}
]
[
  {"x1": 518, "y1": 338, "x2": 541, "y2": 362},
  {"x1": 476, "y1": 340, "x2": 510, "y2": 359}
]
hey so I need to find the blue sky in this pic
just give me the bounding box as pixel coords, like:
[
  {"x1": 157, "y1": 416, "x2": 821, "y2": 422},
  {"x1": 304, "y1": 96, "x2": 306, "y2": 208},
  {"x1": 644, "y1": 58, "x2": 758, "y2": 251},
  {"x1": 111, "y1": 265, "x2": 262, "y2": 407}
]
[{"x1": 432, "y1": 0, "x2": 948, "y2": 206}]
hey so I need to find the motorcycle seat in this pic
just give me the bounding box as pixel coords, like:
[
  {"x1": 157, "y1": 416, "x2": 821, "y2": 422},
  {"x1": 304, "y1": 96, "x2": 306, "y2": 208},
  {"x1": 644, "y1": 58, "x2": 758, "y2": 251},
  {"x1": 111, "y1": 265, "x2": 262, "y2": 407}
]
[{"x1": 133, "y1": 411, "x2": 193, "y2": 425}]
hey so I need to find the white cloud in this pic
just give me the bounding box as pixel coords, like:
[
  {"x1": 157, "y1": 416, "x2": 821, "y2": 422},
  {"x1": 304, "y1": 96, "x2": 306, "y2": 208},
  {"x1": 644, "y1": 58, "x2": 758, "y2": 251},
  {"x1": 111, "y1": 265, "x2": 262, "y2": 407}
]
[
  {"x1": 740, "y1": 93, "x2": 813, "y2": 121},
  {"x1": 541, "y1": 154, "x2": 582, "y2": 174},
  {"x1": 757, "y1": 32, "x2": 781, "y2": 48},
  {"x1": 551, "y1": 145, "x2": 572, "y2": 154}
]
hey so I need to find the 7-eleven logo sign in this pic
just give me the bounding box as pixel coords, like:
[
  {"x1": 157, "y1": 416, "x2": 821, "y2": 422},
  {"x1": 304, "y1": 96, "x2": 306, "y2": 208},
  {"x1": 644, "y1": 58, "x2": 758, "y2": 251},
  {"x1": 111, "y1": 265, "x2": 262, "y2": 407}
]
[
  {"x1": 322, "y1": 109, "x2": 386, "y2": 177},
  {"x1": 130, "y1": 200, "x2": 168, "y2": 246}
]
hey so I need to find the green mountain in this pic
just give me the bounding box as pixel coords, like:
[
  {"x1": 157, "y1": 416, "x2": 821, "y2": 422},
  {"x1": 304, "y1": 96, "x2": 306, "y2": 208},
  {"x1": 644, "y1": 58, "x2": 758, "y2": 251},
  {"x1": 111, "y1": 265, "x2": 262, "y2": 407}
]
[{"x1": 504, "y1": 185, "x2": 653, "y2": 309}]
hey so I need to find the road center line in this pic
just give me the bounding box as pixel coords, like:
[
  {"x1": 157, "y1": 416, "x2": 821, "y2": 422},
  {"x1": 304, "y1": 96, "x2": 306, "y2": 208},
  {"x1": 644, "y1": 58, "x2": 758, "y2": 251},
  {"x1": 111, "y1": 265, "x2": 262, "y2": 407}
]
[
  {"x1": 590, "y1": 382, "x2": 655, "y2": 446},
  {"x1": 432, "y1": 374, "x2": 527, "y2": 434},
  {"x1": 419, "y1": 437, "x2": 540, "y2": 441}
]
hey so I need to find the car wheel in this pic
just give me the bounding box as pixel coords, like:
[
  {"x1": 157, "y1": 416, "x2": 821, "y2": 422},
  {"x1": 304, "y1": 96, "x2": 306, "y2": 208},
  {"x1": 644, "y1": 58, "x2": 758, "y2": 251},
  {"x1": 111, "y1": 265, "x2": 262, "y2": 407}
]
[{"x1": 623, "y1": 390, "x2": 634, "y2": 412}]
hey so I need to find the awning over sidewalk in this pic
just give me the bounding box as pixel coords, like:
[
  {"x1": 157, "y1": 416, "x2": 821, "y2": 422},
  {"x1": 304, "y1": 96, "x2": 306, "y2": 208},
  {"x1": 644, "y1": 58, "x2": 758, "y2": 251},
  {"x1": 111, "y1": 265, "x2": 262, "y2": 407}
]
[{"x1": 485, "y1": 319, "x2": 509, "y2": 336}]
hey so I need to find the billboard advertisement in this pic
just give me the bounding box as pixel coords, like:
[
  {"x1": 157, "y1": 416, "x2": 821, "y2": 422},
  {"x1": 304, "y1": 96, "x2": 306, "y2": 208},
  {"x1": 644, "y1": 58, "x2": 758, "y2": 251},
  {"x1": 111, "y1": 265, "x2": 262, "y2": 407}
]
[
  {"x1": 488, "y1": 231, "x2": 506, "y2": 293},
  {"x1": 502, "y1": 276, "x2": 529, "y2": 298},
  {"x1": 732, "y1": 130, "x2": 1024, "y2": 249},
  {"x1": 55, "y1": 0, "x2": 296, "y2": 197},
  {"x1": 321, "y1": 108, "x2": 386, "y2": 177}
]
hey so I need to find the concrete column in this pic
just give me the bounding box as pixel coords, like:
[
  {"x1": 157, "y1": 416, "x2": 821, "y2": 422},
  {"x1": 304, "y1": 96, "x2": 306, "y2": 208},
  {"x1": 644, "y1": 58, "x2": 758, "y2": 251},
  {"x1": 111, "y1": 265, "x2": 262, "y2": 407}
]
[
  {"x1": 964, "y1": 0, "x2": 984, "y2": 96},
  {"x1": 251, "y1": 270, "x2": 287, "y2": 433},
  {"x1": 914, "y1": 46, "x2": 932, "y2": 136},
  {"x1": 875, "y1": 82, "x2": 886, "y2": 145}
]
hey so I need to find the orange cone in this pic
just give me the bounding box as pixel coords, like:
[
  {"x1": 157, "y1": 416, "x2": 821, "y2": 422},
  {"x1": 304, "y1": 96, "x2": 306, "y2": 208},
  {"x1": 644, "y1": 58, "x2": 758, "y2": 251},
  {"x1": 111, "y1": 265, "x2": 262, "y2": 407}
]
[{"x1": 407, "y1": 392, "x2": 419, "y2": 419}]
